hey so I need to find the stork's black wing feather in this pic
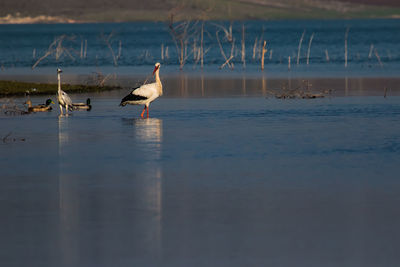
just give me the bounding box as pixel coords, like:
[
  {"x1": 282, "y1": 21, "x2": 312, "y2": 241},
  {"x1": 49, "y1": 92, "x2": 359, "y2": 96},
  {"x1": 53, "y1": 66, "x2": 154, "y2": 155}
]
[{"x1": 120, "y1": 87, "x2": 148, "y2": 106}]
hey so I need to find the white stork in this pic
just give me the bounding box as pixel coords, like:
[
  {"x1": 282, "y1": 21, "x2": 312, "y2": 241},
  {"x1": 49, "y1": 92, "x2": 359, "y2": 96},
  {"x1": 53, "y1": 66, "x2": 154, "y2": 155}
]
[
  {"x1": 120, "y1": 63, "x2": 163, "y2": 118},
  {"x1": 56, "y1": 68, "x2": 72, "y2": 115}
]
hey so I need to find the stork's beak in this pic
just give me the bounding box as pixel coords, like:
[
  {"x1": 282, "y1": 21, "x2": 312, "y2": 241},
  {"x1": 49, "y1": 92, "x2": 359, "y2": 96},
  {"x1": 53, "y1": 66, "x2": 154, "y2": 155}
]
[
  {"x1": 152, "y1": 65, "x2": 159, "y2": 75},
  {"x1": 51, "y1": 101, "x2": 55, "y2": 104}
]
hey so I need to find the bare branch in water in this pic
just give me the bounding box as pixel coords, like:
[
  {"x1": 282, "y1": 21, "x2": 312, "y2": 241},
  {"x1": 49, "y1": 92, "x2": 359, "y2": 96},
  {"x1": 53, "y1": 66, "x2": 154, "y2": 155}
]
[
  {"x1": 345, "y1": 27, "x2": 349, "y2": 68},
  {"x1": 216, "y1": 29, "x2": 235, "y2": 70},
  {"x1": 32, "y1": 35, "x2": 77, "y2": 69},
  {"x1": 3, "y1": 132, "x2": 12, "y2": 143},
  {"x1": 100, "y1": 31, "x2": 119, "y2": 66},
  {"x1": 297, "y1": 30, "x2": 305, "y2": 65},
  {"x1": 374, "y1": 48, "x2": 383, "y2": 67},
  {"x1": 167, "y1": 13, "x2": 199, "y2": 70},
  {"x1": 2, "y1": 132, "x2": 26, "y2": 143},
  {"x1": 261, "y1": 41, "x2": 267, "y2": 70},
  {"x1": 306, "y1": 33, "x2": 315, "y2": 65}
]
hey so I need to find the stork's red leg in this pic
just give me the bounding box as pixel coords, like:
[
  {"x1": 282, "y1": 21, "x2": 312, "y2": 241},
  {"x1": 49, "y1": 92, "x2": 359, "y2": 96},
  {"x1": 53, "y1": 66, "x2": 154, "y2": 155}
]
[
  {"x1": 146, "y1": 107, "x2": 149, "y2": 118},
  {"x1": 140, "y1": 106, "x2": 146, "y2": 118}
]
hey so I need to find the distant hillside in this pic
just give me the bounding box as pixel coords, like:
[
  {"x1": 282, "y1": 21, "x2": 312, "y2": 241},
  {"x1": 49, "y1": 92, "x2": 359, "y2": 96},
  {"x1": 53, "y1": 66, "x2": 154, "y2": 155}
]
[
  {"x1": 335, "y1": 0, "x2": 400, "y2": 6},
  {"x1": 1, "y1": 0, "x2": 399, "y2": 23}
]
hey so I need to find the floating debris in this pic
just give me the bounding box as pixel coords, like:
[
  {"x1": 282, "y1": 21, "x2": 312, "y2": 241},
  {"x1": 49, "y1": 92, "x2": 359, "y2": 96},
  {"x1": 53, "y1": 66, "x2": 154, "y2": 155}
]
[
  {"x1": 2, "y1": 132, "x2": 26, "y2": 143},
  {"x1": 267, "y1": 80, "x2": 332, "y2": 99}
]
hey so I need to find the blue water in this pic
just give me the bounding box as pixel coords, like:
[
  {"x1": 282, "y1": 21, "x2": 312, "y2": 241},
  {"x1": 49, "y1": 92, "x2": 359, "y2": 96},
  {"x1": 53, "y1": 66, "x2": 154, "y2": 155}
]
[
  {"x1": 1, "y1": 18, "x2": 400, "y2": 266},
  {"x1": 1, "y1": 19, "x2": 400, "y2": 76},
  {"x1": 1, "y1": 93, "x2": 400, "y2": 266}
]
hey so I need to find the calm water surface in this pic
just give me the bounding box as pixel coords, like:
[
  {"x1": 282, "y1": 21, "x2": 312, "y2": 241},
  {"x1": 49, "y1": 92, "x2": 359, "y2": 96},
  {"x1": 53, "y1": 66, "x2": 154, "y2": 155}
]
[{"x1": 1, "y1": 92, "x2": 400, "y2": 266}]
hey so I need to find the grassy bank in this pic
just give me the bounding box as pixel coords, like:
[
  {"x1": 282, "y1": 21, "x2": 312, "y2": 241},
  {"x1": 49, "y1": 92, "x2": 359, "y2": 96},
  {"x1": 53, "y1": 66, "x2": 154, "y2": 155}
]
[{"x1": 0, "y1": 80, "x2": 121, "y2": 97}]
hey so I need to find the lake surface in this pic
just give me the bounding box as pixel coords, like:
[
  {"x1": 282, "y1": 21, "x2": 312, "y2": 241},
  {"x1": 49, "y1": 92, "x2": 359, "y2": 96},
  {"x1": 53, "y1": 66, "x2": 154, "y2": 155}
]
[
  {"x1": 1, "y1": 91, "x2": 400, "y2": 266},
  {"x1": 1, "y1": 19, "x2": 400, "y2": 77},
  {"x1": 1, "y1": 18, "x2": 400, "y2": 266}
]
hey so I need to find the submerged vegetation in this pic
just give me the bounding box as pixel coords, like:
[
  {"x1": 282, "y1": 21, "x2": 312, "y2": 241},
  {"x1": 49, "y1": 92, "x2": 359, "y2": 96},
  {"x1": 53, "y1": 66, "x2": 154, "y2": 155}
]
[{"x1": 0, "y1": 19, "x2": 390, "y2": 73}]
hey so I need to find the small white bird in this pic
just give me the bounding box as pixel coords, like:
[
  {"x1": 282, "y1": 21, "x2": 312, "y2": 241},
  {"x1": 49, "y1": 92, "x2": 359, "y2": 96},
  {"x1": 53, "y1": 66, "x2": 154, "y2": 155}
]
[
  {"x1": 56, "y1": 68, "x2": 72, "y2": 115},
  {"x1": 120, "y1": 63, "x2": 163, "y2": 118}
]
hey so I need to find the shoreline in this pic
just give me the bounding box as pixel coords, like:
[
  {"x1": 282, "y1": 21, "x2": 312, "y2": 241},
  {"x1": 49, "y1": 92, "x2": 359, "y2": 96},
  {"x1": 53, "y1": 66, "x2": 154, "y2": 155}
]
[{"x1": 1, "y1": 17, "x2": 400, "y2": 25}]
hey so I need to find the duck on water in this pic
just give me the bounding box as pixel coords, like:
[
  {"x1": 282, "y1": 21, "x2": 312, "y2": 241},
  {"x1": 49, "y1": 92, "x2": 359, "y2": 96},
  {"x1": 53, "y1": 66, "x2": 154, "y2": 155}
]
[
  {"x1": 72, "y1": 98, "x2": 92, "y2": 111},
  {"x1": 24, "y1": 99, "x2": 55, "y2": 113}
]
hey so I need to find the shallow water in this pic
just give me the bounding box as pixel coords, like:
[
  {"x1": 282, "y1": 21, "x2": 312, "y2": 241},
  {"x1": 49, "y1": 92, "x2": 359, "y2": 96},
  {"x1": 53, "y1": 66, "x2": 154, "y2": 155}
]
[{"x1": 1, "y1": 93, "x2": 400, "y2": 266}]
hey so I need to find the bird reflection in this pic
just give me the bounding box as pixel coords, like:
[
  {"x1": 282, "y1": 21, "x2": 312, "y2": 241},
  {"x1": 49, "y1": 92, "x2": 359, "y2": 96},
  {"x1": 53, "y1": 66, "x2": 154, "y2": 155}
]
[
  {"x1": 58, "y1": 115, "x2": 79, "y2": 266},
  {"x1": 123, "y1": 117, "x2": 163, "y2": 256},
  {"x1": 135, "y1": 118, "x2": 163, "y2": 257},
  {"x1": 133, "y1": 118, "x2": 163, "y2": 143},
  {"x1": 58, "y1": 115, "x2": 69, "y2": 152},
  {"x1": 57, "y1": 116, "x2": 164, "y2": 264}
]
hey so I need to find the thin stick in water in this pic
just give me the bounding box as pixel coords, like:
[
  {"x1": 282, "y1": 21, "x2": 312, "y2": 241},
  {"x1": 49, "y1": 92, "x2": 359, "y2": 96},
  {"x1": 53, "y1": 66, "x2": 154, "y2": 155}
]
[
  {"x1": 230, "y1": 38, "x2": 235, "y2": 69},
  {"x1": 257, "y1": 28, "x2": 264, "y2": 59},
  {"x1": 297, "y1": 30, "x2": 305, "y2": 65},
  {"x1": 345, "y1": 27, "x2": 349, "y2": 68},
  {"x1": 261, "y1": 41, "x2": 267, "y2": 70},
  {"x1": 241, "y1": 24, "x2": 246, "y2": 68},
  {"x1": 84, "y1": 40, "x2": 87, "y2": 59},
  {"x1": 118, "y1": 40, "x2": 122, "y2": 60},
  {"x1": 368, "y1": 44, "x2": 374, "y2": 59},
  {"x1": 252, "y1": 37, "x2": 258, "y2": 60},
  {"x1": 220, "y1": 55, "x2": 234, "y2": 69},
  {"x1": 80, "y1": 40, "x2": 83, "y2": 59},
  {"x1": 306, "y1": 32, "x2": 315, "y2": 65},
  {"x1": 193, "y1": 39, "x2": 197, "y2": 60},
  {"x1": 325, "y1": 49, "x2": 330, "y2": 62},
  {"x1": 200, "y1": 22, "x2": 204, "y2": 69},
  {"x1": 374, "y1": 48, "x2": 383, "y2": 67}
]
